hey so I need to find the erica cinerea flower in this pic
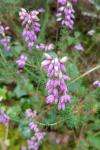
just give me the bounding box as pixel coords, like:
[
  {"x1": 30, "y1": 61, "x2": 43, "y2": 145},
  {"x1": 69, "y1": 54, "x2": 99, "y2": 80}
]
[
  {"x1": 74, "y1": 44, "x2": 84, "y2": 51},
  {"x1": 93, "y1": 80, "x2": 100, "y2": 87},
  {"x1": 57, "y1": 0, "x2": 77, "y2": 4},
  {"x1": 19, "y1": 8, "x2": 41, "y2": 49},
  {"x1": 87, "y1": 29, "x2": 95, "y2": 36},
  {"x1": 42, "y1": 53, "x2": 71, "y2": 110},
  {"x1": 21, "y1": 146, "x2": 26, "y2": 150},
  {"x1": 73, "y1": 0, "x2": 78, "y2": 3},
  {"x1": 56, "y1": 1, "x2": 75, "y2": 29},
  {"x1": 21, "y1": 109, "x2": 45, "y2": 150},
  {"x1": 36, "y1": 43, "x2": 54, "y2": 51},
  {"x1": 16, "y1": 54, "x2": 27, "y2": 69},
  {"x1": 58, "y1": 0, "x2": 66, "y2": 5},
  {"x1": 0, "y1": 111, "x2": 9, "y2": 124},
  {"x1": 0, "y1": 23, "x2": 11, "y2": 51}
]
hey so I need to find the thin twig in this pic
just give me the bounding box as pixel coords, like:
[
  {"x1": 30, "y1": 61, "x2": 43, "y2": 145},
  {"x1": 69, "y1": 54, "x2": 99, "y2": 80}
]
[{"x1": 69, "y1": 64, "x2": 100, "y2": 84}]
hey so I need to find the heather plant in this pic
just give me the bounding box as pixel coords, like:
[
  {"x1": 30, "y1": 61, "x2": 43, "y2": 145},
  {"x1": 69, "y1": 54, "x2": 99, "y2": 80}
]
[
  {"x1": 0, "y1": 0, "x2": 100, "y2": 150},
  {"x1": 19, "y1": 8, "x2": 41, "y2": 49},
  {"x1": 21, "y1": 109, "x2": 45, "y2": 150},
  {"x1": 0, "y1": 23, "x2": 11, "y2": 51},
  {"x1": 41, "y1": 53, "x2": 71, "y2": 110},
  {"x1": 56, "y1": 1, "x2": 75, "y2": 29}
]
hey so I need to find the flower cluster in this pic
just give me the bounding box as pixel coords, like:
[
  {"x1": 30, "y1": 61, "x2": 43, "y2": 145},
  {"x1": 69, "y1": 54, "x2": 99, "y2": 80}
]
[
  {"x1": 0, "y1": 111, "x2": 9, "y2": 124},
  {"x1": 41, "y1": 53, "x2": 71, "y2": 110},
  {"x1": 53, "y1": 0, "x2": 77, "y2": 4},
  {"x1": 16, "y1": 54, "x2": 27, "y2": 69},
  {"x1": 36, "y1": 43, "x2": 54, "y2": 52},
  {"x1": 0, "y1": 23, "x2": 11, "y2": 51},
  {"x1": 21, "y1": 109, "x2": 46, "y2": 150},
  {"x1": 93, "y1": 80, "x2": 100, "y2": 88},
  {"x1": 56, "y1": 1, "x2": 75, "y2": 29},
  {"x1": 19, "y1": 8, "x2": 41, "y2": 49}
]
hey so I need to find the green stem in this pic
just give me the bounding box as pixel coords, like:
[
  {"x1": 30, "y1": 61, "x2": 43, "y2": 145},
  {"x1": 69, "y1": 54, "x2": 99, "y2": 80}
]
[
  {"x1": 35, "y1": 119, "x2": 64, "y2": 127},
  {"x1": 0, "y1": 48, "x2": 7, "y2": 64},
  {"x1": 26, "y1": 63, "x2": 37, "y2": 68},
  {"x1": 38, "y1": 0, "x2": 50, "y2": 42}
]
